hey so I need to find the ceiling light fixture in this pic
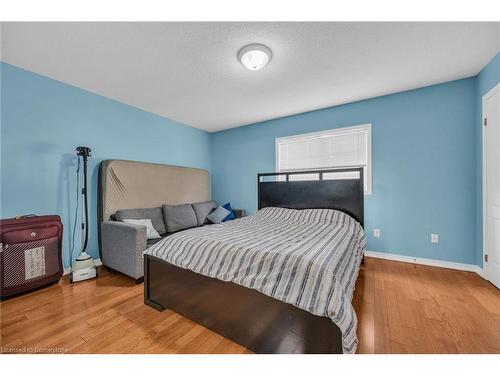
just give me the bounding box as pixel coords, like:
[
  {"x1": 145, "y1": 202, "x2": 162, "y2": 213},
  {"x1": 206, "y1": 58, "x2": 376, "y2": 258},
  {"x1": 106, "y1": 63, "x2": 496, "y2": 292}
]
[{"x1": 238, "y1": 44, "x2": 272, "y2": 71}]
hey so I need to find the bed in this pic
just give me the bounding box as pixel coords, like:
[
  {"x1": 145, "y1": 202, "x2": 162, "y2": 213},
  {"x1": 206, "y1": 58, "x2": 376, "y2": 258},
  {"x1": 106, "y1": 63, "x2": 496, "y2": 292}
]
[{"x1": 142, "y1": 168, "x2": 366, "y2": 354}]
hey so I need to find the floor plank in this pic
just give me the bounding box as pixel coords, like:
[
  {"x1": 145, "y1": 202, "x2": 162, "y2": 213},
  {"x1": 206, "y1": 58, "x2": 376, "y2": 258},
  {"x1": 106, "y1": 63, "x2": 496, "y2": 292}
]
[{"x1": 1, "y1": 258, "x2": 499, "y2": 354}]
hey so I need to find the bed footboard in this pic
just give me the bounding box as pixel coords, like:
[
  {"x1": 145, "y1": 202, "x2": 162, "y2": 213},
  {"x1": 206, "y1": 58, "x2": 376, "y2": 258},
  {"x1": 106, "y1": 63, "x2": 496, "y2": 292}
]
[{"x1": 144, "y1": 254, "x2": 343, "y2": 354}]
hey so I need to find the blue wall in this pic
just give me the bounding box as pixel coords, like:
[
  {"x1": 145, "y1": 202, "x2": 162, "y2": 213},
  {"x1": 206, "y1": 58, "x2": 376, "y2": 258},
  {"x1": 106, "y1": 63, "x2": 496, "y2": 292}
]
[
  {"x1": 0, "y1": 63, "x2": 212, "y2": 268},
  {"x1": 2, "y1": 55, "x2": 498, "y2": 269},
  {"x1": 475, "y1": 53, "x2": 500, "y2": 266},
  {"x1": 212, "y1": 78, "x2": 478, "y2": 265}
]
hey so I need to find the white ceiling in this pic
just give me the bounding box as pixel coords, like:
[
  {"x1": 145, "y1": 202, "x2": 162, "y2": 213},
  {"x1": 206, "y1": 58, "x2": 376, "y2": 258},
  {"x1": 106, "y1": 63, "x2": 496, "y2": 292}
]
[{"x1": 2, "y1": 22, "x2": 499, "y2": 132}]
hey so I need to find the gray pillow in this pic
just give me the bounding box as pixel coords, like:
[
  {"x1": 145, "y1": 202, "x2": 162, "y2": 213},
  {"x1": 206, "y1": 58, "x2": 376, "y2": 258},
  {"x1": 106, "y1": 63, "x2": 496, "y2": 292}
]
[
  {"x1": 192, "y1": 200, "x2": 218, "y2": 225},
  {"x1": 206, "y1": 205, "x2": 231, "y2": 224},
  {"x1": 115, "y1": 207, "x2": 166, "y2": 234},
  {"x1": 162, "y1": 204, "x2": 198, "y2": 233}
]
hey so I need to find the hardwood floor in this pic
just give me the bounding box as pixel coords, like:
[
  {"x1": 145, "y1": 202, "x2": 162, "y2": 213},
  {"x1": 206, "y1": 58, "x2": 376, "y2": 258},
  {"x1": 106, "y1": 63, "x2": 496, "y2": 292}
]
[
  {"x1": 353, "y1": 258, "x2": 500, "y2": 353},
  {"x1": 1, "y1": 257, "x2": 499, "y2": 354}
]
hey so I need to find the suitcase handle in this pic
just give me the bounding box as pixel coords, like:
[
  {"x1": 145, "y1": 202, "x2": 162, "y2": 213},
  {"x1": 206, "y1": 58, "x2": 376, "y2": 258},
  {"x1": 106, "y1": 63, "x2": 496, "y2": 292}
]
[{"x1": 15, "y1": 214, "x2": 37, "y2": 219}]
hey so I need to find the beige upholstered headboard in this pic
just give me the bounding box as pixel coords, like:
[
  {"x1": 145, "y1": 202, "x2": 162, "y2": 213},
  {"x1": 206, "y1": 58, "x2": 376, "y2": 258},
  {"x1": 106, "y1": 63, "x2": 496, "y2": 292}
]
[{"x1": 98, "y1": 159, "x2": 211, "y2": 222}]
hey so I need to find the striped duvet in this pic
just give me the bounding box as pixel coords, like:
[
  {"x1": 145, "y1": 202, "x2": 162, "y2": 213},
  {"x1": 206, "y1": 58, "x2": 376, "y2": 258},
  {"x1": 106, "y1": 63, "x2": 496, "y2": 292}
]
[{"x1": 145, "y1": 207, "x2": 366, "y2": 353}]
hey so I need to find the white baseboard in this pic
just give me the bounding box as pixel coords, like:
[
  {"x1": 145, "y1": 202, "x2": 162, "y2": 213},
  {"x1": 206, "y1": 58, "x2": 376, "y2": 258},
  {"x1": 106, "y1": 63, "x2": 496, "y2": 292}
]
[
  {"x1": 364, "y1": 251, "x2": 483, "y2": 276},
  {"x1": 63, "y1": 258, "x2": 102, "y2": 275}
]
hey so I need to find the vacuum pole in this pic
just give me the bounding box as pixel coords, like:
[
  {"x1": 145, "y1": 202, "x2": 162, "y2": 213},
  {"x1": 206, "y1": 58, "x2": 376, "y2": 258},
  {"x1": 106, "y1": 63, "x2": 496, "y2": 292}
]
[
  {"x1": 76, "y1": 146, "x2": 91, "y2": 253},
  {"x1": 81, "y1": 152, "x2": 89, "y2": 252}
]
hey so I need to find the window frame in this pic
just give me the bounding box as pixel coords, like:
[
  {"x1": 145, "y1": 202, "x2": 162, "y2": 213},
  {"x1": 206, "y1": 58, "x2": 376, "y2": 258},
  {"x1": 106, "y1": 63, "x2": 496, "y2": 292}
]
[{"x1": 275, "y1": 123, "x2": 372, "y2": 195}]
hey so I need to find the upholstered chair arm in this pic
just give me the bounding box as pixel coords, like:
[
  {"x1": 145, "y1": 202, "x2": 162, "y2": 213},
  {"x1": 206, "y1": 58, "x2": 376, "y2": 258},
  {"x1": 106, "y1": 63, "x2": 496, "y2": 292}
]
[{"x1": 101, "y1": 221, "x2": 147, "y2": 280}]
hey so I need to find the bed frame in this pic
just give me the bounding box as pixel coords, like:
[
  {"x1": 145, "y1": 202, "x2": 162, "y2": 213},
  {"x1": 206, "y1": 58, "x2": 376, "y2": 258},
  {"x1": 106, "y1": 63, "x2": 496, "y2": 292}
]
[{"x1": 144, "y1": 168, "x2": 364, "y2": 354}]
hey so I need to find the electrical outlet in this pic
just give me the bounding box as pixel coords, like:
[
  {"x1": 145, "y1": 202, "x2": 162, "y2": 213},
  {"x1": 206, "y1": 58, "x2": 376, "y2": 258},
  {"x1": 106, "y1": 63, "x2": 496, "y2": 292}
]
[
  {"x1": 431, "y1": 233, "x2": 439, "y2": 244},
  {"x1": 373, "y1": 229, "x2": 381, "y2": 238}
]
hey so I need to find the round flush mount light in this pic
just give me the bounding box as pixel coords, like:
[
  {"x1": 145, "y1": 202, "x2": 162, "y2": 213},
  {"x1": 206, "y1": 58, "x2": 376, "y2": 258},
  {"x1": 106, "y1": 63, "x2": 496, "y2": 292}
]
[{"x1": 238, "y1": 44, "x2": 272, "y2": 71}]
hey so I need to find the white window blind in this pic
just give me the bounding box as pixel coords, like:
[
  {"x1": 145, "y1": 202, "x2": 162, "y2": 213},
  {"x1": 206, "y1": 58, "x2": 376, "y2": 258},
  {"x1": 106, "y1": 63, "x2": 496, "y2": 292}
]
[{"x1": 275, "y1": 124, "x2": 372, "y2": 194}]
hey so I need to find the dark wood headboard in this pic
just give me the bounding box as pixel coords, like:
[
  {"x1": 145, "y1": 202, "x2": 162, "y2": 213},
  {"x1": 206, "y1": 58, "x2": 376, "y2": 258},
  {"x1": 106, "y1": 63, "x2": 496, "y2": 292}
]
[{"x1": 257, "y1": 168, "x2": 364, "y2": 227}]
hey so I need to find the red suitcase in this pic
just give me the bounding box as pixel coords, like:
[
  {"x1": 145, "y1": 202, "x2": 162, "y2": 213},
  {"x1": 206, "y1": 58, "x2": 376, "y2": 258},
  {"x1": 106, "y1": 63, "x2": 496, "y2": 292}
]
[{"x1": 0, "y1": 215, "x2": 63, "y2": 299}]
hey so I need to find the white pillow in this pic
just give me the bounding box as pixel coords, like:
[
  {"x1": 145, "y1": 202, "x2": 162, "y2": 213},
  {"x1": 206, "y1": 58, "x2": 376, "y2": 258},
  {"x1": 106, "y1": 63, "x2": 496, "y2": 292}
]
[{"x1": 121, "y1": 218, "x2": 161, "y2": 239}]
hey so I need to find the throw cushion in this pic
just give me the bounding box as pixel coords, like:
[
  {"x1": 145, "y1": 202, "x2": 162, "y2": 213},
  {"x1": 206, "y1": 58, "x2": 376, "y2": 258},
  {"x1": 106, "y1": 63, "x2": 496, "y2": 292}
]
[
  {"x1": 121, "y1": 218, "x2": 161, "y2": 240},
  {"x1": 222, "y1": 202, "x2": 236, "y2": 222},
  {"x1": 206, "y1": 205, "x2": 231, "y2": 224},
  {"x1": 115, "y1": 207, "x2": 166, "y2": 234},
  {"x1": 162, "y1": 204, "x2": 198, "y2": 232},
  {"x1": 192, "y1": 200, "x2": 218, "y2": 225}
]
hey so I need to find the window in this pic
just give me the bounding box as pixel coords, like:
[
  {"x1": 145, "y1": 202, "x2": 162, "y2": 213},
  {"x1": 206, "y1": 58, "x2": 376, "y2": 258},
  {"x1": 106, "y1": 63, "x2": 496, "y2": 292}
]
[{"x1": 275, "y1": 124, "x2": 372, "y2": 194}]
